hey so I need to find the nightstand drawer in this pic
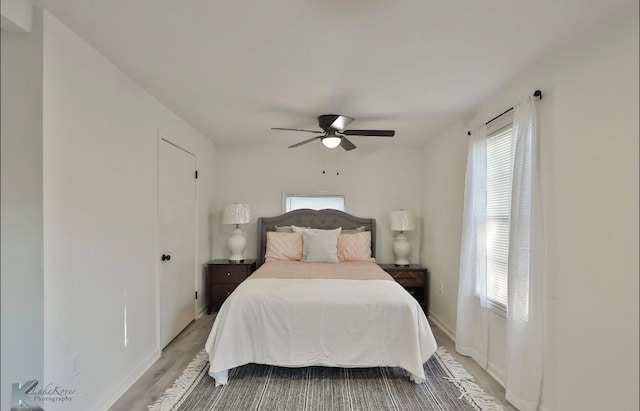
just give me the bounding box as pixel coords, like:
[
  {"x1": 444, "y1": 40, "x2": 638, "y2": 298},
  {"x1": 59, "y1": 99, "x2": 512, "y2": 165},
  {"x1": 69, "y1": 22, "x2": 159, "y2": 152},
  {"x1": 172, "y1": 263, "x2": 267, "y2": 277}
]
[
  {"x1": 212, "y1": 283, "x2": 240, "y2": 303},
  {"x1": 390, "y1": 271, "x2": 424, "y2": 287},
  {"x1": 210, "y1": 265, "x2": 250, "y2": 283},
  {"x1": 207, "y1": 259, "x2": 257, "y2": 314}
]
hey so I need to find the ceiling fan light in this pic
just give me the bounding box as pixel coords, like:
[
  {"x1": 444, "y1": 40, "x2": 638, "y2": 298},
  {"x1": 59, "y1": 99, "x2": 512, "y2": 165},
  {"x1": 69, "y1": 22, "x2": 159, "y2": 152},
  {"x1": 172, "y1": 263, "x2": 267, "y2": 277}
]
[{"x1": 321, "y1": 136, "x2": 341, "y2": 149}]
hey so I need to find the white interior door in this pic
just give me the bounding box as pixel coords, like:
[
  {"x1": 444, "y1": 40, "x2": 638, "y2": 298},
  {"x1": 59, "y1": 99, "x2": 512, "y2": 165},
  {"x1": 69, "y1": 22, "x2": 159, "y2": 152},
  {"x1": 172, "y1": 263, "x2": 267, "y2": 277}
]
[{"x1": 159, "y1": 139, "x2": 196, "y2": 348}]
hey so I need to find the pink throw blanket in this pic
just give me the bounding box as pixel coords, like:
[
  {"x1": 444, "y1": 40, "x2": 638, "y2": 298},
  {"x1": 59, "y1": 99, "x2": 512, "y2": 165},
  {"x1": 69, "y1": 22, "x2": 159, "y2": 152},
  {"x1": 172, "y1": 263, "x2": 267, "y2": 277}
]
[{"x1": 249, "y1": 260, "x2": 393, "y2": 281}]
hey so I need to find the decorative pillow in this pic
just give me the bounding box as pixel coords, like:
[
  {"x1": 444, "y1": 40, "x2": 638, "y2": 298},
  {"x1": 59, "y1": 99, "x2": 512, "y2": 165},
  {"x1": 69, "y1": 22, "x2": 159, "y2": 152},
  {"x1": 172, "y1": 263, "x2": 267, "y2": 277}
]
[
  {"x1": 341, "y1": 226, "x2": 366, "y2": 234},
  {"x1": 298, "y1": 227, "x2": 342, "y2": 263},
  {"x1": 265, "y1": 231, "x2": 303, "y2": 261},
  {"x1": 274, "y1": 225, "x2": 294, "y2": 232},
  {"x1": 290, "y1": 225, "x2": 308, "y2": 234},
  {"x1": 337, "y1": 231, "x2": 375, "y2": 262},
  {"x1": 276, "y1": 225, "x2": 312, "y2": 233}
]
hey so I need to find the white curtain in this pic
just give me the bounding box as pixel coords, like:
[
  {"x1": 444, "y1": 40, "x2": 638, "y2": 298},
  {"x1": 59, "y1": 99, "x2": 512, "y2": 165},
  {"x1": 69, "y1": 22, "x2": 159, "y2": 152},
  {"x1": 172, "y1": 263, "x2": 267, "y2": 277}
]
[
  {"x1": 505, "y1": 96, "x2": 544, "y2": 411},
  {"x1": 457, "y1": 96, "x2": 544, "y2": 411},
  {"x1": 455, "y1": 124, "x2": 489, "y2": 368}
]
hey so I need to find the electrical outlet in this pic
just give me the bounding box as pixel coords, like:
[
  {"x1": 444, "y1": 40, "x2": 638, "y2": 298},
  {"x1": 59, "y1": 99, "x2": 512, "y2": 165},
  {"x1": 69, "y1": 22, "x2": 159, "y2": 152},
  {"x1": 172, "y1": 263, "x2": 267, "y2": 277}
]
[
  {"x1": 439, "y1": 281, "x2": 444, "y2": 295},
  {"x1": 69, "y1": 353, "x2": 80, "y2": 378}
]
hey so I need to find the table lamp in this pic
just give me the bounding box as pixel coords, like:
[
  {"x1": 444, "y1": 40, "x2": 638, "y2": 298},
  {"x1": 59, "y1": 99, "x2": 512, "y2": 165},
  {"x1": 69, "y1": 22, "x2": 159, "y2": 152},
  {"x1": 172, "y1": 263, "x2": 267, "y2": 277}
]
[
  {"x1": 390, "y1": 210, "x2": 415, "y2": 266},
  {"x1": 222, "y1": 203, "x2": 251, "y2": 262}
]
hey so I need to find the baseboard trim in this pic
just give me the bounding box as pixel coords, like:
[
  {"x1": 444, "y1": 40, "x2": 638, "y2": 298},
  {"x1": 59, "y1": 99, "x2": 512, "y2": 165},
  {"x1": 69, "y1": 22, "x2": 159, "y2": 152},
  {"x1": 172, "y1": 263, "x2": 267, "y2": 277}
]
[
  {"x1": 196, "y1": 305, "x2": 207, "y2": 320},
  {"x1": 427, "y1": 312, "x2": 550, "y2": 411},
  {"x1": 95, "y1": 348, "x2": 161, "y2": 411},
  {"x1": 427, "y1": 312, "x2": 456, "y2": 341},
  {"x1": 486, "y1": 361, "x2": 505, "y2": 387},
  {"x1": 428, "y1": 313, "x2": 508, "y2": 386}
]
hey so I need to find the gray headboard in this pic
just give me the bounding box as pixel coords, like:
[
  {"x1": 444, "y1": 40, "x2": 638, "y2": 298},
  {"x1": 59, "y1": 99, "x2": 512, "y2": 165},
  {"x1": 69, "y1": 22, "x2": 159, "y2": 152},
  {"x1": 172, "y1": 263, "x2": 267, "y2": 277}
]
[{"x1": 257, "y1": 208, "x2": 376, "y2": 267}]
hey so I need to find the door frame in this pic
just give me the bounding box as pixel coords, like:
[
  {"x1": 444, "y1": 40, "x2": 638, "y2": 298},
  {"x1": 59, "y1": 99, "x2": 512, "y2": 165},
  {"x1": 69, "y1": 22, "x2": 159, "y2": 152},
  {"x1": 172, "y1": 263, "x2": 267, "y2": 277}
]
[{"x1": 155, "y1": 131, "x2": 200, "y2": 349}]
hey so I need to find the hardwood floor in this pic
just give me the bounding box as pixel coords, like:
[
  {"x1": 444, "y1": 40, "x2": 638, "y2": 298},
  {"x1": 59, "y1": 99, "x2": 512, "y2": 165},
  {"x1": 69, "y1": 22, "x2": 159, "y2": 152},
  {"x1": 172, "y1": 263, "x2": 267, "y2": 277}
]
[
  {"x1": 430, "y1": 325, "x2": 517, "y2": 411},
  {"x1": 110, "y1": 313, "x2": 516, "y2": 411},
  {"x1": 109, "y1": 314, "x2": 216, "y2": 411}
]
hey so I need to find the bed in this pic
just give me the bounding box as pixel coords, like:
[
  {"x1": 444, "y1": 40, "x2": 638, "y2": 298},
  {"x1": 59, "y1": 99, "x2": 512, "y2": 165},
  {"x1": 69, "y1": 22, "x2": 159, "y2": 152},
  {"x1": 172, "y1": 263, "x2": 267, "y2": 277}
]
[{"x1": 204, "y1": 209, "x2": 437, "y2": 386}]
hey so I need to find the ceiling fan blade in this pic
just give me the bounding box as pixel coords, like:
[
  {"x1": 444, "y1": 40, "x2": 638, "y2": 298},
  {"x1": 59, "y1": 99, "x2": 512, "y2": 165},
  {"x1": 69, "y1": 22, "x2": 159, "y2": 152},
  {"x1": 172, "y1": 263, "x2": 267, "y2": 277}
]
[
  {"x1": 340, "y1": 137, "x2": 356, "y2": 151},
  {"x1": 272, "y1": 127, "x2": 323, "y2": 134},
  {"x1": 331, "y1": 115, "x2": 354, "y2": 131},
  {"x1": 288, "y1": 136, "x2": 321, "y2": 148},
  {"x1": 342, "y1": 129, "x2": 395, "y2": 137}
]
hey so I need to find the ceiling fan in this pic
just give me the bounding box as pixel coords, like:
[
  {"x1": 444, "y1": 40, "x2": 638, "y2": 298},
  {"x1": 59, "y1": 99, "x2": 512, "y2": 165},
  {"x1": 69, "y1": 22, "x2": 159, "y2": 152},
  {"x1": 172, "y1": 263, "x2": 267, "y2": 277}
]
[{"x1": 271, "y1": 114, "x2": 395, "y2": 151}]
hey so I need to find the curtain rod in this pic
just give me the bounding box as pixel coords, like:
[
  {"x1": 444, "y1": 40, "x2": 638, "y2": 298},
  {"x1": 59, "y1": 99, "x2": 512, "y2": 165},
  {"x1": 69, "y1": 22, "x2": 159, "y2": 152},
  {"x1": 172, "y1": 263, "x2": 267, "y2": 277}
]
[{"x1": 467, "y1": 90, "x2": 542, "y2": 136}]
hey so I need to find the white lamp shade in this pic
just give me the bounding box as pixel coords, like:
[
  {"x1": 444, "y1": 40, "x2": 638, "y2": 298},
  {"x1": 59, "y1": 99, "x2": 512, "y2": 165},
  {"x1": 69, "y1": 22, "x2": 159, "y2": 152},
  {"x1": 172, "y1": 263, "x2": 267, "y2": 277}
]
[
  {"x1": 222, "y1": 203, "x2": 251, "y2": 225},
  {"x1": 390, "y1": 210, "x2": 415, "y2": 231}
]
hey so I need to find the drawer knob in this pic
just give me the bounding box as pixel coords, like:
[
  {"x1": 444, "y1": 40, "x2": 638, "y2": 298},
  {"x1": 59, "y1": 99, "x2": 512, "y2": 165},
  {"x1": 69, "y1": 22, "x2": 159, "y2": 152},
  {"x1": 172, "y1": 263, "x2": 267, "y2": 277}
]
[{"x1": 227, "y1": 272, "x2": 231, "y2": 276}]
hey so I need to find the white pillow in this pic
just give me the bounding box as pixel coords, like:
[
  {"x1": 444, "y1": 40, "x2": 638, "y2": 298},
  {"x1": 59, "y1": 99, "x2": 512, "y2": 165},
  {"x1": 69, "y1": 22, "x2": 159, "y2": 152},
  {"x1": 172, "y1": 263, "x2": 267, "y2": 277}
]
[
  {"x1": 291, "y1": 225, "x2": 307, "y2": 234},
  {"x1": 295, "y1": 227, "x2": 342, "y2": 263}
]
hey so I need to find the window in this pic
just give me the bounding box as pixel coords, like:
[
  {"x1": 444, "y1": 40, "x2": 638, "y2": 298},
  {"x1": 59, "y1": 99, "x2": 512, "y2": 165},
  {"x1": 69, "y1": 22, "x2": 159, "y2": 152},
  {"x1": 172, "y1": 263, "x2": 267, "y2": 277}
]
[
  {"x1": 486, "y1": 124, "x2": 513, "y2": 310},
  {"x1": 284, "y1": 194, "x2": 346, "y2": 213}
]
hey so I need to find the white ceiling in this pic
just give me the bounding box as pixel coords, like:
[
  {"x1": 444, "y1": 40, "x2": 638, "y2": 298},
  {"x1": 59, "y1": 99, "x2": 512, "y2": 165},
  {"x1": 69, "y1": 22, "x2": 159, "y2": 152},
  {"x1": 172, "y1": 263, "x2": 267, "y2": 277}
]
[{"x1": 34, "y1": 0, "x2": 635, "y2": 149}]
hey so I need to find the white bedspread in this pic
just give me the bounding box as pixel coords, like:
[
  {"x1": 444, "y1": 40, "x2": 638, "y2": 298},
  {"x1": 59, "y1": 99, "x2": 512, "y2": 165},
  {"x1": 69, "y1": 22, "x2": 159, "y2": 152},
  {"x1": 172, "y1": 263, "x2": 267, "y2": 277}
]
[{"x1": 204, "y1": 261, "x2": 437, "y2": 385}]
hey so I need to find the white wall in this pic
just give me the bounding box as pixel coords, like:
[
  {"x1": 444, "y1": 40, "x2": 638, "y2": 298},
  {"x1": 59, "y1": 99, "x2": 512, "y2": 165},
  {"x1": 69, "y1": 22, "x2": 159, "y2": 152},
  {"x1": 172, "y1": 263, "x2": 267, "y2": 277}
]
[
  {"x1": 212, "y1": 144, "x2": 423, "y2": 265},
  {"x1": 422, "y1": 10, "x2": 639, "y2": 411},
  {"x1": 42, "y1": 11, "x2": 216, "y2": 411},
  {"x1": 0, "y1": 8, "x2": 44, "y2": 411},
  {"x1": 1, "y1": 0, "x2": 32, "y2": 32}
]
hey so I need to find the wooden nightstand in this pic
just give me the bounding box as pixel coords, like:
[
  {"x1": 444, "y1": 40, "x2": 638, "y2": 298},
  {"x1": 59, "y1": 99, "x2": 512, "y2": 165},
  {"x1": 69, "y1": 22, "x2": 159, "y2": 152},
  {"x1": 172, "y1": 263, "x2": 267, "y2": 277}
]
[
  {"x1": 378, "y1": 264, "x2": 429, "y2": 313},
  {"x1": 207, "y1": 259, "x2": 256, "y2": 314}
]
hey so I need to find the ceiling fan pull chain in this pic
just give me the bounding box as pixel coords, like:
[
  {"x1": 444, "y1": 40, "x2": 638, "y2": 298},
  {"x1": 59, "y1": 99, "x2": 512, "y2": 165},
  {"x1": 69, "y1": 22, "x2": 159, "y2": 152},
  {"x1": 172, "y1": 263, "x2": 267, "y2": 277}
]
[
  {"x1": 322, "y1": 148, "x2": 327, "y2": 174},
  {"x1": 336, "y1": 148, "x2": 340, "y2": 176}
]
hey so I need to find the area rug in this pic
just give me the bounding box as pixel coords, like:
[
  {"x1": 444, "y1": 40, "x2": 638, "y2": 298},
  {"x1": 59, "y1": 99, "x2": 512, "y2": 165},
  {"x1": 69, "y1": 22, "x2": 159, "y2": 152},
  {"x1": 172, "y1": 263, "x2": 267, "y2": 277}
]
[{"x1": 149, "y1": 347, "x2": 504, "y2": 411}]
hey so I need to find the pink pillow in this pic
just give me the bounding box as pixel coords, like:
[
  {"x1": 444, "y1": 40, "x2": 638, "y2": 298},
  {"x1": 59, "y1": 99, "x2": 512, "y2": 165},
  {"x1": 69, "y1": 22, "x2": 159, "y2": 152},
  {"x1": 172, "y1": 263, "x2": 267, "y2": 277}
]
[
  {"x1": 337, "y1": 231, "x2": 375, "y2": 262},
  {"x1": 265, "y1": 231, "x2": 303, "y2": 261}
]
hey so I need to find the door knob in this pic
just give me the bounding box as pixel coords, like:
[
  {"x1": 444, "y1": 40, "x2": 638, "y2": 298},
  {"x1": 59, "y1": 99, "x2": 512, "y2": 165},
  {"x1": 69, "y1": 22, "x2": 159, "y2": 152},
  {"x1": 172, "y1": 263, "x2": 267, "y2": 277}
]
[{"x1": 161, "y1": 254, "x2": 171, "y2": 261}]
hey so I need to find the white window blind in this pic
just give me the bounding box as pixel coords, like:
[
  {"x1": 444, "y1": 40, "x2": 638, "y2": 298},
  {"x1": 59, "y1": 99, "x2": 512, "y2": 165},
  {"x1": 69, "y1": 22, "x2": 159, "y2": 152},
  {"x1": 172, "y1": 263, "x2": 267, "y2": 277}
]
[
  {"x1": 486, "y1": 124, "x2": 513, "y2": 309},
  {"x1": 284, "y1": 195, "x2": 346, "y2": 212}
]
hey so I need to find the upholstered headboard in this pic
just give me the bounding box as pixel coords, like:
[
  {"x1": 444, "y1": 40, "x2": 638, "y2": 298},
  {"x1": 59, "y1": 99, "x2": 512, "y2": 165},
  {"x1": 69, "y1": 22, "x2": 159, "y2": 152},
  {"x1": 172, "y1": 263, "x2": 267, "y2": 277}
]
[{"x1": 257, "y1": 209, "x2": 376, "y2": 267}]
